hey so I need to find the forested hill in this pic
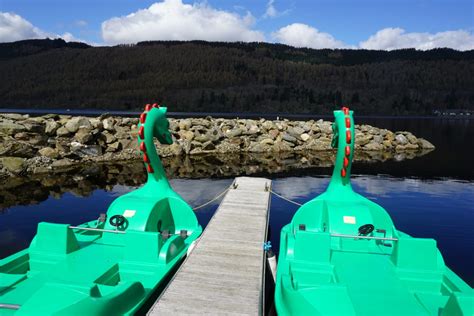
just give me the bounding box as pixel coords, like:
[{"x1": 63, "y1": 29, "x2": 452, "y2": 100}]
[{"x1": 1, "y1": 38, "x2": 473, "y2": 115}]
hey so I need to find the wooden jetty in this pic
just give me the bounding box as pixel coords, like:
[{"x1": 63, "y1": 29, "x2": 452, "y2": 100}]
[{"x1": 148, "y1": 176, "x2": 272, "y2": 315}]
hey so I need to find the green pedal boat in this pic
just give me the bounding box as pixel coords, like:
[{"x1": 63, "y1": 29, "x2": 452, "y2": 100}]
[
  {"x1": 275, "y1": 107, "x2": 473, "y2": 315},
  {"x1": 0, "y1": 104, "x2": 202, "y2": 315}
]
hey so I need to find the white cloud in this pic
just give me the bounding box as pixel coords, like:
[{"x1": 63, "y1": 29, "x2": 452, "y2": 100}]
[
  {"x1": 263, "y1": 0, "x2": 289, "y2": 19},
  {"x1": 75, "y1": 20, "x2": 88, "y2": 27},
  {"x1": 0, "y1": 12, "x2": 48, "y2": 42},
  {"x1": 101, "y1": 0, "x2": 265, "y2": 44},
  {"x1": 264, "y1": 0, "x2": 278, "y2": 18},
  {"x1": 0, "y1": 11, "x2": 84, "y2": 44},
  {"x1": 271, "y1": 23, "x2": 347, "y2": 49},
  {"x1": 359, "y1": 27, "x2": 474, "y2": 51}
]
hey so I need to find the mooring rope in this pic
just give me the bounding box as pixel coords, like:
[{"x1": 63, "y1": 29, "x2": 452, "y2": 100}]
[
  {"x1": 192, "y1": 182, "x2": 237, "y2": 211},
  {"x1": 268, "y1": 189, "x2": 303, "y2": 206},
  {"x1": 191, "y1": 181, "x2": 303, "y2": 210}
]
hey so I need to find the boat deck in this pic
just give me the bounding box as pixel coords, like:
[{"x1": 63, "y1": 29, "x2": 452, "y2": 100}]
[{"x1": 147, "y1": 176, "x2": 271, "y2": 315}]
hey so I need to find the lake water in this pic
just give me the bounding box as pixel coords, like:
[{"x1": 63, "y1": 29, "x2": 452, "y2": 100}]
[{"x1": 1, "y1": 118, "x2": 473, "y2": 287}]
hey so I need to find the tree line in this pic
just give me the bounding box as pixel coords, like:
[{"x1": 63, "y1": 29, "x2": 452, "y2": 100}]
[{"x1": 0, "y1": 39, "x2": 473, "y2": 115}]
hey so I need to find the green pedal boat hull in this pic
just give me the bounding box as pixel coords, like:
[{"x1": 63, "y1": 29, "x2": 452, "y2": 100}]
[
  {"x1": 275, "y1": 108, "x2": 473, "y2": 316},
  {"x1": 0, "y1": 104, "x2": 202, "y2": 315}
]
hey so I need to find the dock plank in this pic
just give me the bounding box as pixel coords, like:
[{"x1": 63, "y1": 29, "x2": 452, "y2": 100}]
[{"x1": 147, "y1": 177, "x2": 271, "y2": 315}]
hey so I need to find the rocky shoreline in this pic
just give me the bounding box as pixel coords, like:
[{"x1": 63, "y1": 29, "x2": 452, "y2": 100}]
[{"x1": 0, "y1": 113, "x2": 435, "y2": 177}]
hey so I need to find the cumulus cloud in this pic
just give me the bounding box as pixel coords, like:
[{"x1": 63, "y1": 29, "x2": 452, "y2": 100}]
[
  {"x1": 271, "y1": 23, "x2": 347, "y2": 49},
  {"x1": 0, "y1": 12, "x2": 48, "y2": 42},
  {"x1": 359, "y1": 27, "x2": 474, "y2": 51},
  {"x1": 0, "y1": 12, "x2": 83, "y2": 44},
  {"x1": 101, "y1": 0, "x2": 265, "y2": 44}
]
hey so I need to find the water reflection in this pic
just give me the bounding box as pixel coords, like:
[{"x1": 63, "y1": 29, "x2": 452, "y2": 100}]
[{"x1": 0, "y1": 150, "x2": 432, "y2": 210}]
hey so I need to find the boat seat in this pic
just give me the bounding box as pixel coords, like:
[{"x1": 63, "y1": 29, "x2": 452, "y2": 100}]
[
  {"x1": 390, "y1": 237, "x2": 439, "y2": 270},
  {"x1": 29, "y1": 222, "x2": 80, "y2": 271},
  {"x1": 294, "y1": 230, "x2": 331, "y2": 263}
]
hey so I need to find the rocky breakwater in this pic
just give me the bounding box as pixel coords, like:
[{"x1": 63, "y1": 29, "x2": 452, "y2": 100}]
[{"x1": 0, "y1": 113, "x2": 435, "y2": 176}]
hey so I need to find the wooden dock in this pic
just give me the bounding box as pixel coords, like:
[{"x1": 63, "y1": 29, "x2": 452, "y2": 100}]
[{"x1": 148, "y1": 177, "x2": 271, "y2": 315}]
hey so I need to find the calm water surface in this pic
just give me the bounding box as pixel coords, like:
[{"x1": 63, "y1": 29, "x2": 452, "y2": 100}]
[{"x1": 1, "y1": 118, "x2": 473, "y2": 287}]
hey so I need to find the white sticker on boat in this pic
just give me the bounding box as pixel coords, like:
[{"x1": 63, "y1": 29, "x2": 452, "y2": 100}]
[
  {"x1": 123, "y1": 210, "x2": 136, "y2": 218},
  {"x1": 343, "y1": 216, "x2": 356, "y2": 224}
]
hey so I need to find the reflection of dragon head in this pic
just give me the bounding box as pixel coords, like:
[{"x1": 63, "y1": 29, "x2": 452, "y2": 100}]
[{"x1": 137, "y1": 103, "x2": 172, "y2": 176}]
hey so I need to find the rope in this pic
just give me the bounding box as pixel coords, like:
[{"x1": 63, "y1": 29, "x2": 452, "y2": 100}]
[
  {"x1": 192, "y1": 182, "x2": 236, "y2": 210},
  {"x1": 269, "y1": 189, "x2": 302, "y2": 206}
]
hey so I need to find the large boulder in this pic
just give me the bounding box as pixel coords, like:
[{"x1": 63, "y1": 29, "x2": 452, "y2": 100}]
[
  {"x1": 1, "y1": 157, "x2": 26, "y2": 174},
  {"x1": 45, "y1": 120, "x2": 60, "y2": 135},
  {"x1": 65, "y1": 117, "x2": 92, "y2": 133},
  {"x1": 395, "y1": 134, "x2": 408, "y2": 145},
  {"x1": 0, "y1": 122, "x2": 26, "y2": 135},
  {"x1": 38, "y1": 147, "x2": 59, "y2": 159}
]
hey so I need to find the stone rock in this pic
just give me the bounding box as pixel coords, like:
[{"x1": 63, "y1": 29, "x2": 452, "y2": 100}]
[
  {"x1": 179, "y1": 130, "x2": 194, "y2": 142},
  {"x1": 300, "y1": 133, "x2": 310, "y2": 142},
  {"x1": 23, "y1": 122, "x2": 44, "y2": 133},
  {"x1": 13, "y1": 132, "x2": 47, "y2": 146},
  {"x1": 169, "y1": 120, "x2": 179, "y2": 132},
  {"x1": 306, "y1": 138, "x2": 331, "y2": 151},
  {"x1": 0, "y1": 140, "x2": 35, "y2": 158},
  {"x1": 106, "y1": 141, "x2": 121, "y2": 152},
  {"x1": 119, "y1": 139, "x2": 137, "y2": 150},
  {"x1": 0, "y1": 122, "x2": 26, "y2": 135},
  {"x1": 56, "y1": 127, "x2": 70, "y2": 137},
  {"x1": 249, "y1": 142, "x2": 270, "y2": 153},
  {"x1": 418, "y1": 138, "x2": 435, "y2": 149},
  {"x1": 262, "y1": 121, "x2": 274, "y2": 131},
  {"x1": 38, "y1": 147, "x2": 59, "y2": 159},
  {"x1": 70, "y1": 142, "x2": 102, "y2": 157},
  {"x1": 1, "y1": 157, "x2": 26, "y2": 174},
  {"x1": 268, "y1": 129, "x2": 279, "y2": 140},
  {"x1": 65, "y1": 117, "x2": 91, "y2": 133},
  {"x1": 364, "y1": 142, "x2": 384, "y2": 151},
  {"x1": 356, "y1": 134, "x2": 373, "y2": 146},
  {"x1": 45, "y1": 120, "x2": 60, "y2": 135},
  {"x1": 114, "y1": 126, "x2": 130, "y2": 139},
  {"x1": 215, "y1": 141, "x2": 240, "y2": 153},
  {"x1": 102, "y1": 131, "x2": 116, "y2": 144},
  {"x1": 202, "y1": 141, "x2": 216, "y2": 151},
  {"x1": 406, "y1": 133, "x2": 418, "y2": 144},
  {"x1": 225, "y1": 128, "x2": 243, "y2": 138},
  {"x1": 102, "y1": 118, "x2": 115, "y2": 131},
  {"x1": 51, "y1": 158, "x2": 75, "y2": 169},
  {"x1": 273, "y1": 141, "x2": 293, "y2": 152},
  {"x1": 287, "y1": 126, "x2": 305, "y2": 139},
  {"x1": 179, "y1": 119, "x2": 192, "y2": 131},
  {"x1": 260, "y1": 138, "x2": 274, "y2": 146},
  {"x1": 1, "y1": 113, "x2": 24, "y2": 120},
  {"x1": 206, "y1": 127, "x2": 223, "y2": 142},
  {"x1": 395, "y1": 134, "x2": 408, "y2": 145},
  {"x1": 404, "y1": 143, "x2": 419, "y2": 150},
  {"x1": 373, "y1": 135, "x2": 383, "y2": 144},
  {"x1": 319, "y1": 122, "x2": 333, "y2": 134},
  {"x1": 246, "y1": 124, "x2": 259, "y2": 135},
  {"x1": 74, "y1": 128, "x2": 93, "y2": 144},
  {"x1": 89, "y1": 118, "x2": 103, "y2": 130},
  {"x1": 282, "y1": 133, "x2": 297, "y2": 144}
]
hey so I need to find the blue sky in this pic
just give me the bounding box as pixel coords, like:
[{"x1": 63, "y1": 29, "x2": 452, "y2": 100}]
[{"x1": 1, "y1": 0, "x2": 473, "y2": 49}]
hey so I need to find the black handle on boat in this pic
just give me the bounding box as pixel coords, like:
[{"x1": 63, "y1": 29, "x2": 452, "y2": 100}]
[
  {"x1": 330, "y1": 233, "x2": 398, "y2": 241},
  {"x1": 0, "y1": 303, "x2": 20, "y2": 310}
]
